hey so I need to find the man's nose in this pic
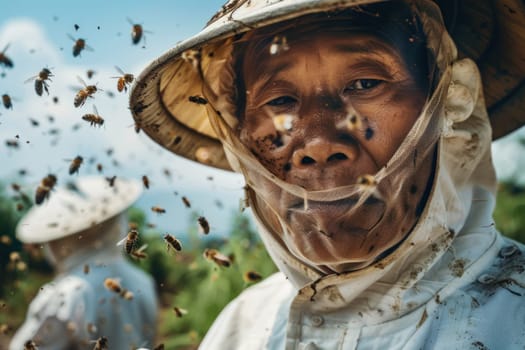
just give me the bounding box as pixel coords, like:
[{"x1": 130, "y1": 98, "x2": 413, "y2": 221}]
[{"x1": 291, "y1": 137, "x2": 358, "y2": 168}]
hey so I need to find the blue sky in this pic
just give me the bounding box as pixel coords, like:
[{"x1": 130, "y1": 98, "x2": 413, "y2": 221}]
[{"x1": 1, "y1": 1, "x2": 525, "y2": 236}]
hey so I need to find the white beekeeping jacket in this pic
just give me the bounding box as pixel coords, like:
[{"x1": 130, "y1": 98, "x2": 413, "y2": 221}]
[{"x1": 9, "y1": 246, "x2": 158, "y2": 350}]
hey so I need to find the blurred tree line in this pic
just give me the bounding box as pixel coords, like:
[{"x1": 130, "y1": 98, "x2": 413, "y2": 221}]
[{"x1": 1, "y1": 174, "x2": 525, "y2": 349}]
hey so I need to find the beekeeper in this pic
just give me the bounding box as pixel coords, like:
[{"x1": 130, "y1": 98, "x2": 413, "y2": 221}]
[
  {"x1": 9, "y1": 177, "x2": 158, "y2": 350},
  {"x1": 129, "y1": 0, "x2": 525, "y2": 349}
]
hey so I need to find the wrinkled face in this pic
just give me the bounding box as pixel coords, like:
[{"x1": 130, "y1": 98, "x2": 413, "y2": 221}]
[{"x1": 238, "y1": 31, "x2": 434, "y2": 271}]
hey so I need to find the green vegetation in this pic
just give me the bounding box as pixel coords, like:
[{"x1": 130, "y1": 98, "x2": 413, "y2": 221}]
[{"x1": 1, "y1": 178, "x2": 525, "y2": 349}]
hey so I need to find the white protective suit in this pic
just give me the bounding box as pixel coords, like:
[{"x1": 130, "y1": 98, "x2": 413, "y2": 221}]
[
  {"x1": 197, "y1": 1, "x2": 525, "y2": 349},
  {"x1": 9, "y1": 220, "x2": 158, "y2": 350}
]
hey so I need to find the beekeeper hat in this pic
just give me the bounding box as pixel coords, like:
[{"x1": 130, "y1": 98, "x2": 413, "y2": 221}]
[
  {"x1": 129, "y1": 0, "x2": 525, "y2": 171},
  {"x1": 16, "y1": 176, "x2": 142, "y2": 244}
]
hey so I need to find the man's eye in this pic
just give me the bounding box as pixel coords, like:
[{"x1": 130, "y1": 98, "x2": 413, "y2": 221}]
[
  {"x1": 345, "y1": 79, "x2": 382, "y2": 91},
  {"x1": 266, "y1": 96, "x2": 296, "y2": 106}
]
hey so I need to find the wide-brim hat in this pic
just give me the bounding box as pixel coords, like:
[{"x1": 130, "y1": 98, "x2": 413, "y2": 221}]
[
  {"x1": 16, "y1": 176, "x2": 142, "y2": 244},
  {"x1": 130, "y1": 0, "x2": 525, "y2": 171}
]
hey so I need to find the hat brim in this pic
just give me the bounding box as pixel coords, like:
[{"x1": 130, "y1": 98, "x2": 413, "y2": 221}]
[
  {"x1": 130, "y1": 0, "x2": 525, "y2": 171},
  {"x1": 16, "y1": 177, "x2": 142, "y2": 244}
]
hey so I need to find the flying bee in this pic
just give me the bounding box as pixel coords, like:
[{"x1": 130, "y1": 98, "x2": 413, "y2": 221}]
[
  {"x1": 2, "y1": 94, "x2": 13, "y2": 109},
  {"x1": 103, "y1": 278, "x2": 133, "y2": 301},
  {"x1": 74, "y1": 77, "x2": 99, "y2": 107},
  {"x1": 188, "y1": 95, "x2": 208, "y2": 105},
  {"x1": 127, "y1": 18, "x2": 151, "y2": 45},
  {"x1": 83, "y1": 264, "x2": 90, "y2": 274},
  {"x1": 142, "y1": 175, "x2": 150, "y2": 189},
  {"x1": 173, "y1": 306, "x2": 188, "y2": 318},
  {"x1": 105, "y1": 175, "x2": 116, "y2": 187},
  {"x1": 86, "y1": 69, "x2": 96, "y2": 79},
  {"x1": 181, "y1": 196, "x2": 191, "y2": 208},
  {"x1": 68, "y1": 34, "x2": 93, "y2": 57},
  {"x1": 82, "y1": 105, "x2": 104, "y2": 127},
  {"x1": 91, "y1": 336, "x2": 108, "y2": 350},
  {"x1": 151, "y1": 206, "x2": 166, "y2": 214},
  {"x1": 269, "y1": 35, "x2": 289, "y2": 55},
  {"x1": 163, "y1": 233, "x2": 182, "y2": 252},
  {"x1": 153, "y1": 344, "x2": 165, "y2": 350},
  {"x1": 116, "y1": 229, "x2": 139, "y2": 254},
  {"x1": 197, "y1": 216, "x2": 210, "y2": 234},
  {"x1": 5, "y1": 139, "x2": 19, "y2": 148},
  {"x1": 0, "y1": 323, "x2": 11, "y2": 335},
  {"x1": 68, "y1": 155, "x2": 83, "y2": 175},
  {"x1": 11, "y1": 183, "x2": 21, "y2": 192},
  {"x1": 35, "y1": 174, "x2": 57, "y2": 205},
  {"x1": 96, "y1": 163, "x2": 103, "y2": 173},
  {"x1": 356, "y1": 174, "x2": 377, "y2": 188},
  {"x1": 25, "y1": 68, "x2": 53, "y2": 96},
  {"x1": 203, "y1": 248, "x2": 232, "y2": 268},
  {"x1": 243, "y1": 270, "x2": 263, "y2": 283},
  {"x1": 0, "y1": 44, "x2": 14, "y2": 68},
  {"x1": 111, "y1": 66, "x2": 134, "y2": 92},
  {"x1": 130, "y1": 244, "x2": 148, "y2": 260},
  {"x1": 24, "y1": 340, "x2": 38, "y2": 350}
]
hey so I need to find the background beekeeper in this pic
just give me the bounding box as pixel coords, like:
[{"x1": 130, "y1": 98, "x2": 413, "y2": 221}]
[
  {"x1": 9, "y1": 176, "x2": 158, "y2": 350},
  {"x1": 129, "y1": 0, "x2": 525, "y2": 349}
]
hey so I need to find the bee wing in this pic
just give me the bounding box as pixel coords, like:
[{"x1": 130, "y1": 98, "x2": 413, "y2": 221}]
[
  {"x1": 24, "y1": 75, "x2": 38, "y2": 84},
  {"x1": 2, "y1": 43, "x2": 10, "y2": 53},
  {"x1": 84, "y1": 44, "x2": 95, "y2": 52},
  {"x1": 114, "y1": 66, "x2": 125, "y2": 75},
  {"x1": 77, "y1": 76, "x2": 87, "y2": 87},
  {"x1": 135, "y1": 244, "x2": 148, "y2": 253},
  {"x1": 93, "y1": 105, "x2": 99, "y2": 115},
  {"x1": 67, "y1": 33, "x2": 77, "y2": 42},
  {"x1": 116, "y1": 236, "x2": 127, "y2": 246},
  {"x1": 126, "y1": 17, "x2": 135, "y2": 25}
]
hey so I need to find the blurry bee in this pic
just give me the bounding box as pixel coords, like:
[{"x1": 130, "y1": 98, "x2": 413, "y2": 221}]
[
  {"x1": 162, "y1": 168, "x2": 171, "y2": 179},
  {"x1": 203, "y1": 248, "x2": 232, "y2": 268},
  {"x1": 188, "y1": 95, "x2": 208, "y2": 105},
  {"x1": 111, "y1": 66, "x2": 134, "y2": 92},
  {"x1": 269, "y1": 35, "x2": 289, "y2": 55},
  {"x1": 83, "y1": 264, "x2": 90, "y2": 274},
  {"x1": 151, "y1": 206, "x2": 166, "y2": 214},
  {"x1": 105, "y1": 278, "x2": 133, "y2": 299},
  {"x1": 1, "y1": 235, "x2": 13, "y2": 245},
  {"x1": 68, "y1": 155, "x2": 83, "y2": 175},
  {"x1": 356, "y1": 174, "x2": 377, "y2": 188},
  {"x1": 35, "y1": 174, "x2": 57, "y2": 205},
  {"x1": 91, "y1": 336, "x2": 108, "y2": 350},
  {"x1": 0, "y1": 323, "x2": 11, "y2": 335},
  {"x1": 24, "y1": 340, "x2": 38, "y2": 350},
  {"x1": 16, "y1": 203, "x2": 24, "y2": 211},
  {"x1": 86, "y1": 69, "x2": 96, "y2": 79},
  {"x1": 128, "y1": 222, "x2": 139, "y2": 230},
  {"x1": 25, "y1": 68, "x2": 53, "y2": 96},
  {"x1": 181, "y1": 49, "x2": 201, "y2": 69},
  {"x1": 9, "y1": 251, "x2": 21, "y2": 263},
  {"x1": 153, "y1": 344, "x2": 165, "y2": 350},
  {"x1": 163, "y1": 233, "x2": 182, "y2": 252},
  {"x1": 127, "y1": 18, "x2": 150, "y2": 45},
  {"x1": 68, "y1": 34, "x2": 93, "y2": 57},
  {"x1": 181, "y1": 196, "x2": 191, "y2": 208},
  {"x1": 146, "y1": 222, "x2": 156, "y2": 229},
  {"x1": 142, "y1": 175, "x2": 150, "y2": 189},
  {"x1": 5, "y1": 139, "x2": 19, "y2": 148},
  {"x1": 197, "y1": 216, "x2": 210, "y2": 234},
  {"x1": 52, "y1": 96, "x2": 59, "y2": 104},
  {"x1": 243, "y1": 270, "x2": 263, "y2": 283},
  {"x1": 29, "y1": 118, "x2": 40, "y2": 127},
  {"x1": 74, "y1": 77, "x2": 99, "y2": 107},
  {"x1": 116, "y1": 229, "x2": 139, "y2": 254},
  {"x1": 130, "y1": 244, "x2": 148, "y2": 260},
  {"x1": 345, "y1": 113, "x2": 363, "y2": 131},
  {"x1": 173, "y1": 306, "x2": 188, "y2": 318},
  {"x1": 0, "y1": 44, "x2": 13, "y2": 68},
  {"x1": 82, "y1": 105, "x2": 104, "y2": 127},
  {"x1": 105, "y1": 175, "x2": 116, "y2": 187},
  {"x1": 86, "y1": 323, "x2": 97, "y2": 334},
  {"x1": 96, "y1": 163, "x2": 103, "y2": 173},
  {"x1": 2, "y1": 94, "x2": 13, "y2": 109}
]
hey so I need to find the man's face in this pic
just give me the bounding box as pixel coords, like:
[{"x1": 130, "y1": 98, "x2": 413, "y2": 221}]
[{"x1": 238, "y1": 31, "x2": 433, "y2": 271}]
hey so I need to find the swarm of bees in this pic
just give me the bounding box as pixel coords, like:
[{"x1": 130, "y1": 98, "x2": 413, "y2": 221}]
[
  {"x1": 2, "y1": 93, "x2": 12, "y2": 109},
  {"x1": 25, "y1": 68, "x2": 53, "y2": 96},
  {"x1": 0, "y1": 44, "x2": 14, "y2": 68},
  {"x1": 35, "y1": 174, "x2": 57, "y2": 205},
  {"x1": 197, "y1": 216, "x2": 210, "y2": 234},
  {"x1": 103, "y1": 278, "x2": 133, "y2": 300},
  {"x1": 69, "y1": 155, "x2": 83, "y2": 175},
  {"x1": 74, "y1": 77, "x2": 99, "y2": 107},
  {"x1": 82, "y1": 105, "x2": 104, "y2": 127},
  {"x1": 112, "y1": 66, "x2": 134, "y2": 93},
  {"x1": 203, "y1": 248, "x2": 232, "y2": 268},
  {"x1": 116, "y1": 229, "x2": 139, "y2": 254},
  {"x1": 163, "y1": 233, "x2": 182, "y2": 252}
]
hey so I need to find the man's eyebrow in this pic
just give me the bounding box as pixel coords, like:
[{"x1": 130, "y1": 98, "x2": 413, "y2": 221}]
[
  {"x1": 334, "y1": 40, "x2": 396, "y2": 56},
  {"x1": 250, "y1": 61, "x2": 294, "y2": 93}
]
